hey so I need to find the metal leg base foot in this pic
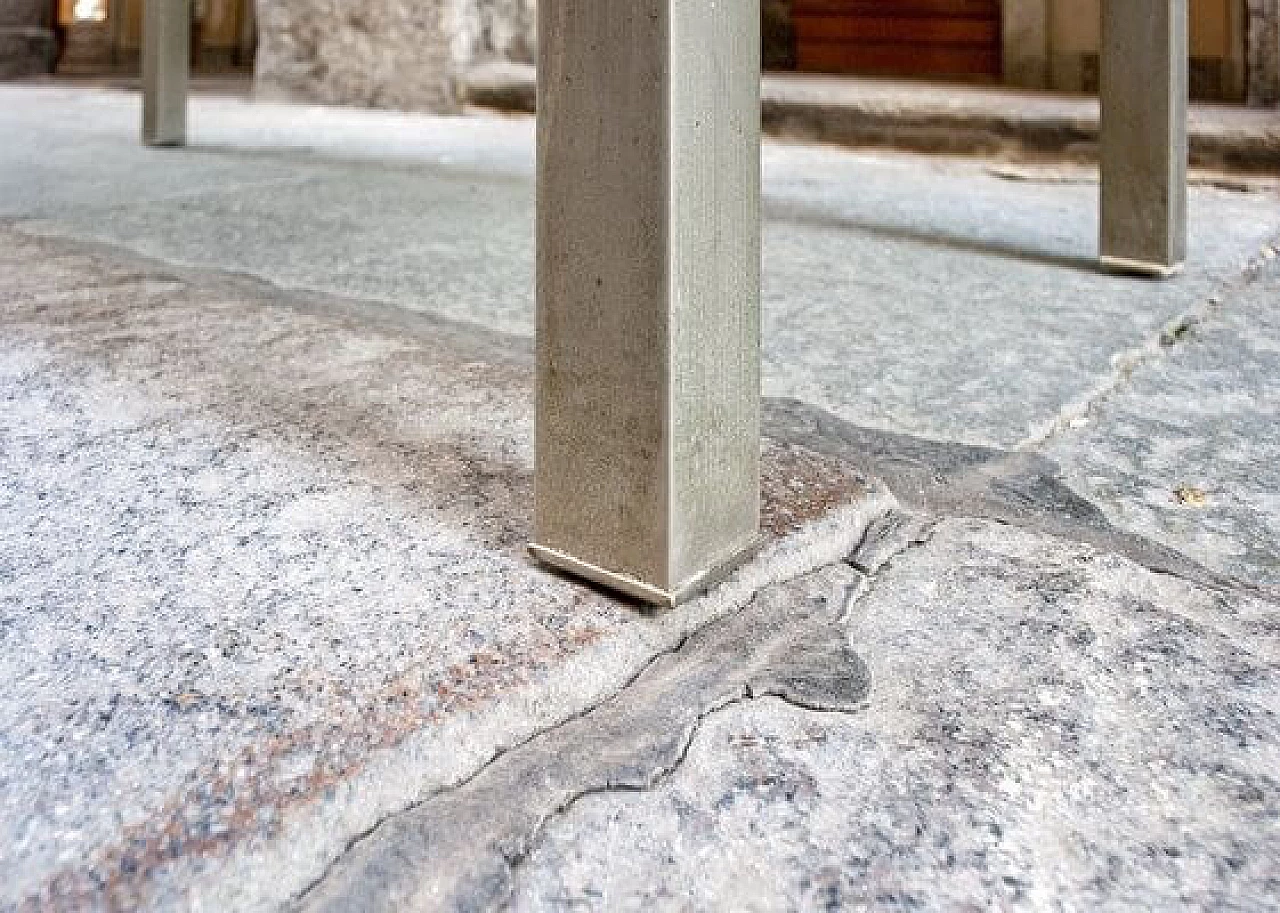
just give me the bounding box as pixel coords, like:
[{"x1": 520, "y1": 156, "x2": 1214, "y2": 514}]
[
  {"x1": 1100, "y1": 255, "x2": 1185, "y2": 279},
  {"x1": 529, "y1": 537, "x2": 762, "y2": 609}
]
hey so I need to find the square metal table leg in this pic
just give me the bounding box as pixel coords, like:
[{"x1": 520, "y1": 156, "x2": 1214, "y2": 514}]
[
  {"x1": 1100, "y1": 0, "x2": 1188, "y2": 278},
  {"x1": 142, "y1": 0, "x2": 189, "y2": 147},
  {"x1": 532, "y1": 0, "x2": 762, "y2": 607}
]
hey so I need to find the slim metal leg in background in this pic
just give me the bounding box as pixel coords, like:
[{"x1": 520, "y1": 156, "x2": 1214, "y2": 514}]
[
  {"x1": 142, "y1": 0, "x2": 189, "y2": 147},
  {"x1": 1100, "y1": 0, "x2": 1188, "y2": 277}
]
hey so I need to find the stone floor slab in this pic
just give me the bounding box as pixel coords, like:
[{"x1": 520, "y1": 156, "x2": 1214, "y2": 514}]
[
  {"x1": 3, "y1": 87, "x2": 1279, "y2": 447},
  {"x1": 508, "y1": 519, "x2": 1280, "y2": 911},
  {"x1": 1044, "y1": 256, "x2": 1280, "y2": 593},
  {"x1": 2, "y1": 85, "x2": 1278, "y2": 911},
  {"x1": 0, "y1": 228, "x2": 878, "y2": 911}
]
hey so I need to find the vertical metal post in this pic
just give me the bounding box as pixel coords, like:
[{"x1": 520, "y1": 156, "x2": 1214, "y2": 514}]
[
  {"x1": 142, "y1": 0, "x2": 189, "y2": 146},
  {"x1": 1100, "y1": 0, "x2": 1188, "y2": 277},
  {"x1": 532, "y1": 0, "x2": 761, "y2": 607}
]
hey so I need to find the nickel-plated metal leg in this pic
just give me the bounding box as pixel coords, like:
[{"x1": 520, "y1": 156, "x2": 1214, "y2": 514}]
[
  {"x1": 532, "y1": 0, "x2": 762, "y2": 606},
  {"x1": 142, "y1": 0, "x2": 189, "y2": 147},
  {"x1": 1100, "y1": 0, "x2": 1188, "y2": 278}
]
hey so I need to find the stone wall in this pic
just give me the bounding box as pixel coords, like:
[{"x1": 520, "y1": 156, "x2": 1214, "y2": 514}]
[
  {"x1": 254, "y1": 0, "x2": 1280, "y2": 112},
  {"x1": 0, "y1": 0, "x2": 56, "y2": 79},
  {"x1": 255, "y1": 0, "x2": 533, "y2": 113},
  {"x1": 1249, "y1": 0, "x2": 1280, "y2": 104}
]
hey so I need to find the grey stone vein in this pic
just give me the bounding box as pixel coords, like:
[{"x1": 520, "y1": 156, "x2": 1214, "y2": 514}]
[
  {"x1": 504, "y1": 519, "x2": 1280, "y2": 911},
  {"x1": 293, "y1": 557, "x2": 882, "y2": 913},
  {"x1": 506, "y1": 518, "x2": 1280, "y2": 911},
  {"x1": 294, "y1": 513, "x2": 922, "y2": 911},
  {"x1": 285, "y1": 591, "x2": 765, "y2": 911},
  {"x1": 764, "y1": 398, "x2": 1273, "y2": 601},
  {"x1": 495, "y1": 684, "x2": 876, "y2": 911}
]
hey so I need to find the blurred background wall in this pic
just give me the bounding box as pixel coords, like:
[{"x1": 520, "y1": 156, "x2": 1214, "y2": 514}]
[{"x1": 3, "y1": 0, "x2": 1277, "y2": 108}]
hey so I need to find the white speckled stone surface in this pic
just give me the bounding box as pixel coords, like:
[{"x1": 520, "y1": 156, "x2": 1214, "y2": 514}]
[
  {"x1": 3, "y1": 87, "x2": 1279, "y2": 450},
  {"x1": 1045, "y1": 259, "x2": 1280, "y2": 594},
  {"x1": 1, "y1": 85, "x2": 1278, "y2": 911},
  {"x1": 509, "y1": 520, "x2": 1280, "y2": 911},
  {"x1": 0, "y1": 230, "x2": 878, "y2": 910}
]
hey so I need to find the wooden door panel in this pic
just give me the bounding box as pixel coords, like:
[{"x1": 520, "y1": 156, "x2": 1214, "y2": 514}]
[
  {"x1": 792, "y1": 0, "x2": 1002, "y2": 79},
  {"x1": 794, "y1": 17, "x2": 999, "y2": 44}
]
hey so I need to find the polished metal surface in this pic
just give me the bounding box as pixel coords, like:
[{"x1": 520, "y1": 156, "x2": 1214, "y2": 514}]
[
  {"x1": 534, "y1": 0, "x2": 761, "y2": 606},
  {"x1": 1100, "y1": 0, "x2": 1188, "y2": 275},
  {"x1": 142, "y1": 0, "x2": 188, "y2": 146}
]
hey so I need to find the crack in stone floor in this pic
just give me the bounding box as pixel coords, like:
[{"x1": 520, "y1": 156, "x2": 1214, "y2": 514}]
[
  {"x1": 765, "y1": 399, "x2": 1273, "y2": 600},
  {"x1": 292, "y1": 557, "x2": 884, "y2": 913},
  {"x1": 1015, "y1": 234, "x2": 1280, "y2": 451}
]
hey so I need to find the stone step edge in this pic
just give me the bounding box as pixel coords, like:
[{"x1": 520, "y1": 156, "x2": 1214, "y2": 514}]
[{"x1": 461, "y1": 61, "x2": 1280, "y2": 172}]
